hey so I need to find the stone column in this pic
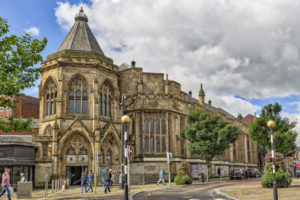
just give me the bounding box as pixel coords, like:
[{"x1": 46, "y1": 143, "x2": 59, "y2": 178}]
[{"x1": 52, "y1": 119, "x2": 59, "y2": 175}]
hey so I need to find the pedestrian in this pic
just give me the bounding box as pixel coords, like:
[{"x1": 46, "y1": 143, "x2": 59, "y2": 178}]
[
  {"x1": 80, "y1": 172, "x2": 87, "y2": 195},
  {"x1": 20, "y1": 173, "x2": 26, "y2": 182},
  {"x1": 109, "y1": 169, "x2": 114, "y2": 186},
  {"x1": 157, "y1": 169, "x2": 165, "y2": 185},
  {"x1": 87, "y1": 170, "x2": 94, "y2": 193},
  {"x1": 217, "y1": 167, "x2": 221, "y2": 177},
  {"x1": 103, "y1": 167, "x2": 112, "y2": 193},
  {"x1": 0, "y1": 168, "x2": 11, "y2": 200}
]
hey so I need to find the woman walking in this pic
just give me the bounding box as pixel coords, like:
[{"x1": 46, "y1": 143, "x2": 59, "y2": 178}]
[
  {"x1": 0, "y1": 168, "x2": 11, "y2": 200},
  {"x1": 80, "y1": 172, "x2": 87, "y2": 195}
]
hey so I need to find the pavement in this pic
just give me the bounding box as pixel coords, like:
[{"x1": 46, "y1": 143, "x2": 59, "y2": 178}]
[{"x1": 219, "y1": 178, "x2": 300, "y2": 200}]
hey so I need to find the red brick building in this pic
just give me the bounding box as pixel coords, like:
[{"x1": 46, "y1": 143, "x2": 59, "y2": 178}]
[{"x1": 0, "y1": 95, "x2": 39, "y2": 135}]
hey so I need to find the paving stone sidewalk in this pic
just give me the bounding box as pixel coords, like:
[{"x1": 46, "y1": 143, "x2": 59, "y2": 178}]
[{"x1": 220, "y1": 178, "x2": 300, "y2": 200}]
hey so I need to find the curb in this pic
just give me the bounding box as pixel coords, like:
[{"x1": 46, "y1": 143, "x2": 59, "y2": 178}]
[
  {"x1": 214, "y1": 187, "x2": 239, "y2": 200},
  {"x1": 129, "y1": 191, "x2": 144, "y2": 200}
]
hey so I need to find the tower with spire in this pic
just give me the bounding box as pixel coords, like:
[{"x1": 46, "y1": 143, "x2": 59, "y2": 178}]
[{"x1": 198, "y1": 83, "x2": 205, "y2": 105}]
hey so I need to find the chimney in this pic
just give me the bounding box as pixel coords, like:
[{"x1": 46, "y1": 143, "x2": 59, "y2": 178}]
[{"x1": 237, "y1": 113, "x2": 243, "y2": 120}]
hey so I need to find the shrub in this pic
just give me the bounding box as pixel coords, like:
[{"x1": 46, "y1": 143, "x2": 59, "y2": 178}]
[{"x1": 174, "y1": 162, "x2": 193, "y2": 185}]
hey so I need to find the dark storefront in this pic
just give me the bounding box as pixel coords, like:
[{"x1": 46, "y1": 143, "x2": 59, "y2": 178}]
[{"x1": 0, "y1": 135, "x2": 37, "y2": 190}]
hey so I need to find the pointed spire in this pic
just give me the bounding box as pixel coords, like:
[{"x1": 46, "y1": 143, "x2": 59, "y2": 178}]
[
  {"x1": 198, "y1": 83, "x2": 205, "y2": 105},
  {"x1": 58, "y1": 7, "x2": 104, "y2": 55}
]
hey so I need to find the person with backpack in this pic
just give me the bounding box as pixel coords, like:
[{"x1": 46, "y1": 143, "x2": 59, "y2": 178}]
[{"x1": 104, "y1": 168, "x2": 112, "y2": 193}]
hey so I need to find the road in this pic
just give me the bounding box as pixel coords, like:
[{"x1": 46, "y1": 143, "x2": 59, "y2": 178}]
[
  {"x1": 133, "y1": 178, "x2": 260, "y2": 200},
  {"x1": 57, "y1": 178, "x2": 260, "y2": 200}
]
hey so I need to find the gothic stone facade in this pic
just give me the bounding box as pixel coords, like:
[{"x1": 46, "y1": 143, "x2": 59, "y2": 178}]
[{"x1": 33, "y1": 8, "x2": 258, "y2": 186}]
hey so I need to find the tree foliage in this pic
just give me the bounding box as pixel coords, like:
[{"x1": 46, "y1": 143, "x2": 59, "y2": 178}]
[
  {"x1": 249, "y1": 103, "x2": 297, "y2": 157},
  {"x1": 0, "y1": 16, "x2": 47, "y2": 132},
  {"x1": 183, "y1": 109, "x2": 242, "y2": 180}
]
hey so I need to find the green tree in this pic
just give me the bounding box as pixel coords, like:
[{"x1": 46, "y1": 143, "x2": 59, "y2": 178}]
[
  {"x1": 0, "y1": 17, "x2": 47, "y2": 132},
  {"x1": 183, "y1": 109, "x2": 242, "y2": 181},
  {"x1": 249, "y1": 103, "x2": 297, "y2": 157}
]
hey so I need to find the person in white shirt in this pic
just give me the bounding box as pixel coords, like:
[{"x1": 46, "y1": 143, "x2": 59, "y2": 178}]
[{"x1": 20, "y1": 173, "x2": 26, "y2": 182}]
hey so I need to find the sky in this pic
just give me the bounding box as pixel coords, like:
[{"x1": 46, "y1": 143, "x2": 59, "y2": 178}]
[{"x1": 2, "y1": 0, "x2": 300, "y2": 144}]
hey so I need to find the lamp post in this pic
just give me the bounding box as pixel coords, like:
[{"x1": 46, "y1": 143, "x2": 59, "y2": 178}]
[
  {"x1": 122, "y1": 115, "x2": 130, "y2": 200},
  {"x1": 120, "y1": 94, "x2": 126, "y2": 189},
  {"x1": 267, "y1": 120, "x2": 278, "y2": 200}
]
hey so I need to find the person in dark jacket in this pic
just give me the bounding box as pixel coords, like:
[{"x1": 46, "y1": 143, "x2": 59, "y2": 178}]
[
  {"x1": 103, "y1": 168, "x2": 112, "y2": 193},
  {"x1": 80, "y1": 172, "x2": 87, "y2": 195}
]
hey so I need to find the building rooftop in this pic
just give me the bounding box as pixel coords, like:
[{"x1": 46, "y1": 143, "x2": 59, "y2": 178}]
[{"x1": 58, "y1": 7, "x2": 104, "y2": 56}]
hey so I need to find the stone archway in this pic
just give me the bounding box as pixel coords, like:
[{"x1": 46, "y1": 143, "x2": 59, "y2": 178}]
[
  {"x1": 58, "y1": 132, "x2": 93, "y2": 185},
  {"x1": 100, "y1": 132, "x2": 120, "y2": 167}
]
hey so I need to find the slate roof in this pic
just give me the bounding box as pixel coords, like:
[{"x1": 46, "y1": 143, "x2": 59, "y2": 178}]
[
  {"x1": 187, "y1": 96, "x2": 236, "y2": 120},
  {"x1": 58, "y1": 7, "x2": 104, "y2": 56}
]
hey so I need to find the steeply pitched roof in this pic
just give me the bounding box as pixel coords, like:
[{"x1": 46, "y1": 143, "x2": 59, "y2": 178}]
[{"x1": 58, "y1": 7, "x2": 104, "y2": 56}]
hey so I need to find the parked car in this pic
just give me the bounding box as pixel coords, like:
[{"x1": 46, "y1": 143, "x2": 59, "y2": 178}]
[
  {"x1": 230, "y1": 169, "x2": 246, "y2": 180},
  {"x1": 246, "y1": 169, "x2": 262, "y2": 178}
]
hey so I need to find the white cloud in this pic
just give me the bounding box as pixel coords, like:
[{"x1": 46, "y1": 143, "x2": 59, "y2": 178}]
[
  {"x1": 54, "y1": 0, "x2": 300, "y2": 143},
  {"x1": 25, "y1": 26, "x2": 40, "y2": 36}
]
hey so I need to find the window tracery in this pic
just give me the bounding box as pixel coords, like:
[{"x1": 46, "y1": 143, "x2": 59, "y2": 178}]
[
  {"x1": 99, "y1": 82, "x2": 113, "y2": 117},
  {"x1": 44, "y1": 78, "x2": 57, "y2": 116},
  {"x1": 68, "y1": 76, "x2": 88, "y2": 114}
]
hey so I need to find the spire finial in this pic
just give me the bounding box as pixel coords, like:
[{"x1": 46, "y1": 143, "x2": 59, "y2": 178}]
[{"x1": 75, "y1": 6, "x2": 88, "y2": 22}]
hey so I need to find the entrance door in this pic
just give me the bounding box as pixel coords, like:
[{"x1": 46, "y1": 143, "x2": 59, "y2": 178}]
[{"x1": 66, "y1": 166, "x2": 88, "y2": 185}]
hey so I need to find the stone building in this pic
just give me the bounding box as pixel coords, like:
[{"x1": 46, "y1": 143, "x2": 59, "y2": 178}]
[{"x1": 33, "y1": 8, "x2": 258, "y2": 186}]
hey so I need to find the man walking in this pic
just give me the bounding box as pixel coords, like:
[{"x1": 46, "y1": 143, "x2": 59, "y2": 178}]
[
  {"x1": 0, "y1": 168, "x2": 11, "y2": 200},
  {"x1": 87, "y1": 170, "x2": 94, "y2": 193},
  {"x1": 157, "y1": 169, "x2": 165, "y2": 185},
  {"x1": 103, "y1": 168, "x2": 112, "y2": 193}
]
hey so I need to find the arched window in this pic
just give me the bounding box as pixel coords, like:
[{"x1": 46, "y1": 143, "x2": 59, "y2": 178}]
[
  {"x1": 139, "y1": 118, "x2": 143, "y2": 153},
  {"x1": 44, "y1": 78, "x2": 57, "y2": 116},
  {"x1": 106, "y1": 149, "x2": 112, "y2": 164},
  {"x1": 44, "y1": 125, "x2": 52, "y2": 136},
  {"x1": 68, "y1": 76, "x2": 88, "y2": 114},
  {"x1": 99, "y1": 82, "x2": 113, "y2": 117},
  {"x1": 99, "y1": 93, "x2": 102, "y2": 115}
]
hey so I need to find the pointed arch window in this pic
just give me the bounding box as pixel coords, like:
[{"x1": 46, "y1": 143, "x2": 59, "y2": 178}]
[
  {"x1": 99, "y1": 82, "x2": 113, "y2": 117},
  {"x1": 156, "y1": 120, "x2": 160, "y2": 134},
  {"x1": 145, "y1": 120, "x2": 149, "y2": 134},
  {"x1": 150, "y1": 120, "x2": 154, "y2": 135},
  {"x1": 44, "y1": 78, "x2": 57, "y2": 116},
  {"x1": 68, "y1": 76, "x2": 88, "y2": 114},
  {"x1": 161, "y1": 119, "x2": 166, "y2": 135},
  {"x1": 106, "y1": 149, "x2": 112, "y2": 165}
]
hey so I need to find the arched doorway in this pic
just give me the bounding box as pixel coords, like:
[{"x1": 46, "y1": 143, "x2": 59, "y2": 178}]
[{"x1": 60, "y1": 133, "x2": 93, "y2": 186}]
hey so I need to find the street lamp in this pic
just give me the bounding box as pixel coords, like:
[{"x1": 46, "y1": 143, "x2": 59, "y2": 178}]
[
  {"x1": 267, "y1": 120, "x2": 278, "y2": 200},
  {"x1": 122, "y1": 115, "x2": 130, "y2": 200}
]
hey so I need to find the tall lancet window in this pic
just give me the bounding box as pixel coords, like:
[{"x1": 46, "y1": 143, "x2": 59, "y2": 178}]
[
  {"x1": 68, "y1": 76, "x2": 88, "y2": 114},
  {"x1": 44, "y1": 78, "x2": 57, "y2": 116},
  {"x1": 99, "y1": 81, "x2": 113, "y2": 117}
]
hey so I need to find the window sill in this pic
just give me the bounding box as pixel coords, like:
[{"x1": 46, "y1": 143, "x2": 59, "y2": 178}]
[{"x1": 43, "y1": 115, "x2": 57, "y2": 122}]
